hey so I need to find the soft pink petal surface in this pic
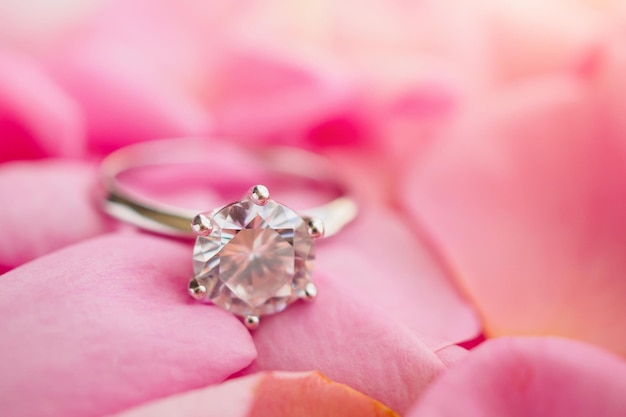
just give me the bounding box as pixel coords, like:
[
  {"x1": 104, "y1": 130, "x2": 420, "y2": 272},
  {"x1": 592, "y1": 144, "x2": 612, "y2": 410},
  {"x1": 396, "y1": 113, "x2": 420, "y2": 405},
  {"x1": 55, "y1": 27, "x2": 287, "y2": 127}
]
[
  {"x1": 241, "y1": 273, "x2": 448, "y2": 414},
  {"x1": 322, "y1": 150, "x2": 480, "y2": 346},
  {"x1": 403, "y1": 73, "x2": 626, "y2": 356},
  {"x1": 0, "y1": 49, "x2": 84, "y2": 161},
  {"x1": 319, "y1": 203, "x2": 480, "y2": 347},
  {"x1": 43, "y1": 0, "x2": 216, "y2": 155},
  {"x1": 0, "y1": 160, "x2": 112, "y2": 272},
  {"x1": 0, "y1": 233, "x2": 256, "y2": 417},
  {"x1": 407, "y1": 337, "x2": 626, "y2": 417},
  {"x1": 111, "y1": 371, "x2": 398, "y2": 417}
]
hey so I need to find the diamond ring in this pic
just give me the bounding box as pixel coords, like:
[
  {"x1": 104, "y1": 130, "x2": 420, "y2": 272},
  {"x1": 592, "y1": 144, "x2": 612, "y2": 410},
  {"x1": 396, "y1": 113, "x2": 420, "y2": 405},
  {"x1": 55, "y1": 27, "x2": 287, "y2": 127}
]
[{"x1": 99, "y1": 139, "x2": 357, "y2": 329}]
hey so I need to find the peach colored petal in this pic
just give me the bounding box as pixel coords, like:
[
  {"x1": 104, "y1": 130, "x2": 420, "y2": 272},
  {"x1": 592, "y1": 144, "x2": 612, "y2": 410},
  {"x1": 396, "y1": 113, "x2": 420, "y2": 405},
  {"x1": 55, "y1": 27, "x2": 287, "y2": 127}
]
[
  {"x1": 403, "y1": 75, "x2": 626, "y2": 356},
  {"x1": 480, "y1": 0, "x2": 603, "y2": 82},
  {"x1": 0, "y1": 160, "x2": 112, "y2": 272},
  {"x1": 0, "y1": 233, "x2": 256, "y2": 417},
  {"x1": 0, "y1": 49, "x2": 84, "y2": 161},
  {"x1": 110, "y1": 371, "x2": 399, "y2": 417},
  {"x1": 407, "y1": 337, "x2": 626, "y2": 417}
]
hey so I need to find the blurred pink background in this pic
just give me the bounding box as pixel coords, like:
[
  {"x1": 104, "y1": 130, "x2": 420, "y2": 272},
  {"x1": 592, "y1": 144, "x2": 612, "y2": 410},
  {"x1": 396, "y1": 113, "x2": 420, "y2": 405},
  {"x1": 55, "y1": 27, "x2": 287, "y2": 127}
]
[{"x1": 1, "y1": 1, "x2": 626, "y2": 416}]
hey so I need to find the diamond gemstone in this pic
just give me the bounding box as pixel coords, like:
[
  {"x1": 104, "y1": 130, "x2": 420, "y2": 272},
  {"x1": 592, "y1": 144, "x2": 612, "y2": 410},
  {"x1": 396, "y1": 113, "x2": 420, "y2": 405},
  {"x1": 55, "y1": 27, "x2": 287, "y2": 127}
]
[{"x1": 192, "y1": 198, "x2": 315, "y2": 317}]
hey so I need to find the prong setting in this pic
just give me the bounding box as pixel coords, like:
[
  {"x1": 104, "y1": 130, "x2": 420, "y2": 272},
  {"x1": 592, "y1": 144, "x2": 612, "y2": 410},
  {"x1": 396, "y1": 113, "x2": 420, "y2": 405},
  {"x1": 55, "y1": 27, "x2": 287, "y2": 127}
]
[
  {"x1": 303, "y1": 281, "x2": 318, "y2": 301},
  {"x1": 244, "y1": 315, "x2": 260, "y2": 330},
  {"x1": 249, "y1": 185, "x2": 270, "y2": 206},
  {"x1": 191, "y1": 213, "x2": 213, "y2": 237},
  {"x1": 188, "y1": 278, "x2": 207, "y2": 300},
  {"x1": 306, "y1": 217, "x2": 325, "y2": 239}
]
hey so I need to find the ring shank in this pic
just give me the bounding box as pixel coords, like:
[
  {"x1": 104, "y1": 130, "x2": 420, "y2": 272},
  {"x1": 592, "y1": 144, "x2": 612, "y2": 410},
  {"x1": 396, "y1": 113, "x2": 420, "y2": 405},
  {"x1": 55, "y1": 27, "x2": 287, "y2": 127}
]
[{"x1": 100, "y1": 138, "x2": 357, "y2": 238}]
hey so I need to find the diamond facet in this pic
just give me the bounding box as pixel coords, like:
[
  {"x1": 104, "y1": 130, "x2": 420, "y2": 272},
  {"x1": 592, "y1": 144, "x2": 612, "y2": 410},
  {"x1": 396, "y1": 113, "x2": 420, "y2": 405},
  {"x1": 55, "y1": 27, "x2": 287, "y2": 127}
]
[{"x1": 192, "y1": 195, "x2": 315, "y2": 317}]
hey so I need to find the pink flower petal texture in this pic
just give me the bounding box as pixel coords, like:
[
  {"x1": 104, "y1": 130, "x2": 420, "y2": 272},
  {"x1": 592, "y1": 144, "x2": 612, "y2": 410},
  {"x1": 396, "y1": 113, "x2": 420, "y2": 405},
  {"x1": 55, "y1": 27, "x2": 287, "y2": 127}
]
[
  {"x1": 242, "y1": 272, "x2": 450, "y2": 414},
  {"x1": 482, "y1": 0, "x2": 603, "y2": 81},
  {"x1": 110, "y1": 371, "x2": 399, "y2": 417},
  {"x1": 406, "y1": 337, "x2": 626, "y2": 417},
  {"x1": 0, "y1": 160, "x2": 112, "y2": 273},
  {"x1": 402, "y1": 74, "x2": 626, "y2": 356},
  {"x1": 0, "y1": 48, "x2": 84, "y2": 161},
  {"x1": 0, "y1": 233, "x2": 256, "y2": 417},
  {"x1": 44, "y1": 0, "x2": 214, "y2": 155},
  {"x1": 208, "y1": 49, "x2": 370, "y2": 149},
  {"x1": 319, "y1": 204, "x2": 480, "y2": 348}
]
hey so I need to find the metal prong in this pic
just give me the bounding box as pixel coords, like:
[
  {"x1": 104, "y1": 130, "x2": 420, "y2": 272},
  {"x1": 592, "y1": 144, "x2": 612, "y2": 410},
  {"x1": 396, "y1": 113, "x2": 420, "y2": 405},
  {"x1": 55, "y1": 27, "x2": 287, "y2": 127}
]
[
  {"x1": 191, "y1": 213, "x2": 213, "y2": 237},
  {"x1": 306, "y1": 217, "x2": 325, "y2": 239},
  {"x1": 302, "y1": 281, "x2": 318, "y2": 301},
  {"x1": 244, "y1": 315, "x2": 260, "y2": 330},
  {"x1": 188, "y1": 278, "x2": 207, "y2": 300},
  {"x1": 249, "y1": 185, "x2": 270, "y2": 206}
]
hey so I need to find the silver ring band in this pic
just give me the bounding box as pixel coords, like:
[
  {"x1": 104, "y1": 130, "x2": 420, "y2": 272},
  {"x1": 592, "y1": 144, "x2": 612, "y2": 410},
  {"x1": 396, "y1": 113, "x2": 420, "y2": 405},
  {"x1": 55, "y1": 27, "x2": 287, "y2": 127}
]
[{"x1": 99, "y1": 138, "x2": 358, "y2": 238}]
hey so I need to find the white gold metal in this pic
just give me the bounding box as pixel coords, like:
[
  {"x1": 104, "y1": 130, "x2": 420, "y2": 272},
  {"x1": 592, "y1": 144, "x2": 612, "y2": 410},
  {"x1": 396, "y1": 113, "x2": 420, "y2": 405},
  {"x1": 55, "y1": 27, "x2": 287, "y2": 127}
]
[
  {"x1": 303, "y1": 282, "x2": 318, "y2": 301},
  {"x1": 188, "y1": 278, "x2": 207, "y2": 300},
  {"x1": 99, "y1": 138, "x2": 358, "y2": 328},
  {"x1": 99, "y1": 138, "x2": 357, "y2": 239},
  {"x1": 305, "y1": 217, "x2": 325, "y2": 239},
  {"x1": 191, "y1": 213, "x2": 213, "y2": 237},
  {"x1": 244, "y1": 315, "x2": 260, "y2": 330},
  {"x1": 249, "y1": 184, "x2": 270, "y2": 206}
]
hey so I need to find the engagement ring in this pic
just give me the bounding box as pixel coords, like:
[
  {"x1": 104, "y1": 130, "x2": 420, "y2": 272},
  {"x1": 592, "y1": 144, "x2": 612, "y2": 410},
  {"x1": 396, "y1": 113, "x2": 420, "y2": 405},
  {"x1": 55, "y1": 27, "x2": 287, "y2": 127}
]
[{"x1": 99, "y1": 139, "x2": 357, "y2": 329}]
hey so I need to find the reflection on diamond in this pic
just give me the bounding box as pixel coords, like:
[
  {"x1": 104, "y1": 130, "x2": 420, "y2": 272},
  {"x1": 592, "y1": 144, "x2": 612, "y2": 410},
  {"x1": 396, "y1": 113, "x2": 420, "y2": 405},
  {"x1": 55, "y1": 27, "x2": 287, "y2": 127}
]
[
  {"x1": 219, "y1": 229, "x2": 295, "y2": 307},
  {"x1": 192, "y1": 197, "x2": 315, "y2": 317}
]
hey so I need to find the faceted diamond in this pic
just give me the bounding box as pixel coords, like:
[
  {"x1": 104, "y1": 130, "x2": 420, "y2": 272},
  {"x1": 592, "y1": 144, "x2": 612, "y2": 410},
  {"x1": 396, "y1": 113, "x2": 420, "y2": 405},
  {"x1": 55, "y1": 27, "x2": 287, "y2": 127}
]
[
  {"x1": 193, "y1": 198, "x2": 315, "y2": 317},
  {"x1": 219, "y1": 228, "x2": 295, "y2": 306}
]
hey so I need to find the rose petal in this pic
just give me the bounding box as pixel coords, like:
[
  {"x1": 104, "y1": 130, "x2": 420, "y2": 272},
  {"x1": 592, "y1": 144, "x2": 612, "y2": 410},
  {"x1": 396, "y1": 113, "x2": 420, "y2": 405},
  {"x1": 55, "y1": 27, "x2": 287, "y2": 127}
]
[
  {"x1": 0, "y1": 49, "x2": 84, "y2": 161},
  {"x1": 407, "y1": 337, "x2": 626, "y2": 417},
  {"x1": 318, "y1": 150, "x2": 480, "y2": 345},
  {"x1": 0, "y1": 159, "x2": 113, "y2": 272},
  {"x1": 402, "y1": 75, "x2": 626, "y2": 356},
  {"x1": 0, "y1": 233, "x2": 256, "y2": 417},
  {"x1": 48, "y1": 54, "x2": 211, "y2": 155},
  {"x1": 110, "y1": 371, "x2": 399, "y2": 417},
  {"x1": 45, "y1": 0, "x2": 214, "y2": 155},
  {"x1": 320, "y1": 203, "x2": 480, "y2": 348},
  {"x1": 208, "y1": 48, "x2": 370, "y2": 149},
  {"x1": 433, "y1": 344, "x2": 469, "y2": 368},
  {"x1": 242, "y1": 273, "x2": 448, "y2": 414}
]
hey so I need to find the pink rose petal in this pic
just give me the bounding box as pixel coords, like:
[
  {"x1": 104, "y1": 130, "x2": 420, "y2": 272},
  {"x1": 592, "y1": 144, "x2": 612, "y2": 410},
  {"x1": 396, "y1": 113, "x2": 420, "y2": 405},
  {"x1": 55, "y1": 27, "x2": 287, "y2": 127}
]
[
  {"x1": 44, "y1": 0, "x2": 214, "y2": 155},
  {"x1": 48, "y1": 53, "x2": 211, "y2": 155},
  {"x1": 0, "y1": 48, "x2": 84, "y2": 161},
  {"x1": 319, "y1": 204, "x2": 480, "y2": 348},
  {"x1": 0, "y1": 233, "x2": 256, "y2": 417},
  {"x1": 403, "y1": 75, "x2": 626, "y2": 356},
  {"x1": 433, "y1": 344, "x2": 469, "y2": 368},
  {"x1": 0, "y1": 159, "x2": 112, "y2": 272},
  {"x1": 407, "y1": 337, "x2": 626, "y2": 417},
  {"x1": 242, "y1": 273, "x2": 448, "y2": 414},
  {"x1": 209, "y1": 49, "x2": 370, "y2": 149},
  {"x1": 110, "y1": 371, "x2": 399, "y2": 417}
]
